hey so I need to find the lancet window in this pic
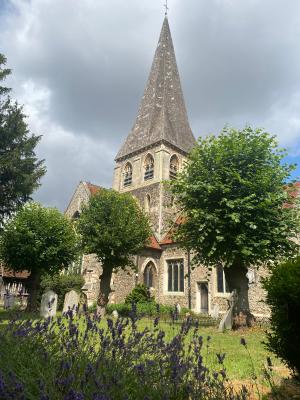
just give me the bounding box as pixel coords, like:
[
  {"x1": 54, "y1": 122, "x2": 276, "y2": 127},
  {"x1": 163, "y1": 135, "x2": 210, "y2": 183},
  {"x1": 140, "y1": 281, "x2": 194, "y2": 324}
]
[{"x1": 144, "y1": 261, "x2": 155, "y2": 288}]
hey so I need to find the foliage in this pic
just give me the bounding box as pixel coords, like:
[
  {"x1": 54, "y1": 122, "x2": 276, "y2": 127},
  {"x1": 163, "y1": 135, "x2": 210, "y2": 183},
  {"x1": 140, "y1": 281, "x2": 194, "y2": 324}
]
[
  {"x1": 107, "y1": 302, "x2": 196, "y2": 320},
  {"x1": 40, "y1": 272, "x2": 84, "y2": 310},
  {"x1": 171, "y1": 126, "x2": 300, "y2": 268},
  {"x1": 263, "y1": 257, "x2": 300, "y2": 375},
  {"x1": 125, "y1": 283, "x2": 153, "y2": 304},
  {"x1": 0, "y1": 313, "x2": 251, "y2": 399},
  {"x1": 77, "y1": 189, "x2": 151, "y2": 312},
  {"x1": 0, "y1": 53, "x2": 45, "y2": 226},
  {"x1": 0, "y1": 203, "x2": 78, "y2": 310},
  {"x1": 78, "y1": 189, "x2": 151, "y2": 270}
]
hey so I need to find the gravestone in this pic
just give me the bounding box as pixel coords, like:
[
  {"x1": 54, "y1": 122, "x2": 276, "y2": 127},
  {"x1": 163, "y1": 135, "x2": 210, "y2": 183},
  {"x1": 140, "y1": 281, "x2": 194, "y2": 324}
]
[
  {"x1": 40, "y1": 290, "x2": 58, "y2": 318},
  {"x1": 4, "y1": 293, "x2": 15, "y2": 309},
  {"x1": 112, "y1": 310, "x2": 119, "y2": 319},
  {"x1": 218, "y1": 289, "x2": 238, "y2": 332},
  {"x1": 63, "y1": 290, "x2": 80, "y2": 313}
]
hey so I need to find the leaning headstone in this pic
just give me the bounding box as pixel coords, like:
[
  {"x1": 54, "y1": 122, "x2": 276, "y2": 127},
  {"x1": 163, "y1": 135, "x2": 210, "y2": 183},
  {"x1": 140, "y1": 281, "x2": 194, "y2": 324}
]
[
  {"x1": 4, "y1": 293, "x2": 15, "y2": 309},
  {"x1": 63, "y1": 290, "x2": 80, "y2": 314},
  {"x1": 218, "y1": 290, "x2": 238, "y2": 332},
  {"x1": 112, "y1": 310, "x2": 119, "y2": 319},
  {"x1": 40, "y1": 290, "x2": 58, "y2": 318}
]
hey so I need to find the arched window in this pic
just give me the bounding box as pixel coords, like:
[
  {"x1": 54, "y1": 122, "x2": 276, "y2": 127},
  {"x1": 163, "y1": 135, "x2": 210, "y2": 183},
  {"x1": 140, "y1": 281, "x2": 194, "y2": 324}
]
[
  {"x1": 145, "y1": 194, "x2": 151, "y2": 213},
  {"x1": 144, "y1": 262, "x2": 155, "y2": 288},
  {"x1": 169, "y1": 155, "x2": 179, "y2": 179},
  {"x1": 144, "y1": 154, "x2": 154, "y2": 181},
  {"x1": 72, "y1": 211, "x2": 80, "y2": 220},
  {"x1": 123, "y1": 162, "x2": 133, "y2": 187}
]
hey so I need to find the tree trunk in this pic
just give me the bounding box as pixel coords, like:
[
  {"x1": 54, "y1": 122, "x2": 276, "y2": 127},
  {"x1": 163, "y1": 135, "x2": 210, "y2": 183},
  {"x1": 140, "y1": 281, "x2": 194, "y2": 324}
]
[
  {"x1": 97, "y1": 266, "x2": 112, "y2": 317},
  {"x1": 225, "y1": 263, "x2": 254, "y2": 327},
  {"x1": 26, "y1": 270, "x2": 41, "y2": 312}
]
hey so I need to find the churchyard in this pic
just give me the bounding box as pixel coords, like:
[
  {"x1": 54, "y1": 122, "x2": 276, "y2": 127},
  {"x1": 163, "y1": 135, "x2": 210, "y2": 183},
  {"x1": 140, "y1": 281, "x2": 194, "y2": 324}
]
[{"x1": 0, "y1": 290, "x2": 295, "y2": 400}]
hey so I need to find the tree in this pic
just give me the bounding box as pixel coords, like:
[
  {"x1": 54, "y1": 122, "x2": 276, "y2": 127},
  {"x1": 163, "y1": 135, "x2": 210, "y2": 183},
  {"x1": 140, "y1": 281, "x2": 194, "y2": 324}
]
[
  {"x1": 171, "y1": 126, "x2": 300, "y2": 314},
  {"x1": 77, "y1": 189, "x2": 151, "y2": 316},
  {"x1": 0, "y1": 203, "x2": 78, "y2": 311},
  {"x1": 0, "y1": 54, "x2": 45, "y2": 227}
]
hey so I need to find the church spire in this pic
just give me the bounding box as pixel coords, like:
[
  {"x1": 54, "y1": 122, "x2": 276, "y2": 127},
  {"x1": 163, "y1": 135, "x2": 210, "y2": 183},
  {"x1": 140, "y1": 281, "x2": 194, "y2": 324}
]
[{"x1": 116, "y1": 17, "x2": 196, "y2": 160}]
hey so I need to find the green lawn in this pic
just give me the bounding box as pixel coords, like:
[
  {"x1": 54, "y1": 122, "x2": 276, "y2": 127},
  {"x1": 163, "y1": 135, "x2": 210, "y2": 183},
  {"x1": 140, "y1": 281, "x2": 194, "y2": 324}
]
[{"x1": 0, "y1": 308, "x2": 286, "y2": 382}]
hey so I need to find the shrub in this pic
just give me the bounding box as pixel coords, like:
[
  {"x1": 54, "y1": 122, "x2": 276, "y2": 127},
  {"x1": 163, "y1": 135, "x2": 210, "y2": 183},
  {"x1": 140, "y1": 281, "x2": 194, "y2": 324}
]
[
  {"x1": 107, "y1": 302, "x2": 191, "y2": 319},
  {"x1": 40, "y1": 273, "x2": 84, "y2": 310},
  {"x1": 124, "y1": 283, "x2": 153, "y2": 304},
  {"x1": 263, "y1": 257, "x2": 300, "y2": 375}
]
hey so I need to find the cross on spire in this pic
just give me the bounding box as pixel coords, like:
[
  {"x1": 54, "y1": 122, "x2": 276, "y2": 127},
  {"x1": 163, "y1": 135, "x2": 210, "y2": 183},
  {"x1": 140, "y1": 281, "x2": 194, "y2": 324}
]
[{"x1": 164, "y1": 0, "x2": 169, "y2": 15}]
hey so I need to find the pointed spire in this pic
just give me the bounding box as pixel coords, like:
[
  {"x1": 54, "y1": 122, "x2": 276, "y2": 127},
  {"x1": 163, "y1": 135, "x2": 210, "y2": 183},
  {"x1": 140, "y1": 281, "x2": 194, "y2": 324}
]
[{"x1": 116, "y1": 17, "x2": 196, "y2": 160}]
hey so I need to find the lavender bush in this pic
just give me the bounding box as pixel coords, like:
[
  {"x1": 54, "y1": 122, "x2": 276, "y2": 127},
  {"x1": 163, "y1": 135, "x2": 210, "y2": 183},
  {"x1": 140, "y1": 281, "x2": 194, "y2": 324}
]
[{"x1": 0, "y1": 309, "x2": 249, "y2": 400}]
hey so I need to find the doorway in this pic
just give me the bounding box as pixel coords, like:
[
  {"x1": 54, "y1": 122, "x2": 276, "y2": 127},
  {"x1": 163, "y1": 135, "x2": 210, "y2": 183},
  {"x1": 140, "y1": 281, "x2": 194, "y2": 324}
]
[{"x1": 198, "y1": 282, "x2": 209, "y2": 314}]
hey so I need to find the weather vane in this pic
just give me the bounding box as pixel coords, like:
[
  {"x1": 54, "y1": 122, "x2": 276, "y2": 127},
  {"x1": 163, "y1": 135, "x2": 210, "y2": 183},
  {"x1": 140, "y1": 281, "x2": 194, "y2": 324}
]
[{"x1": 164, "y1": 0, "x2": 169, "y2": 15}]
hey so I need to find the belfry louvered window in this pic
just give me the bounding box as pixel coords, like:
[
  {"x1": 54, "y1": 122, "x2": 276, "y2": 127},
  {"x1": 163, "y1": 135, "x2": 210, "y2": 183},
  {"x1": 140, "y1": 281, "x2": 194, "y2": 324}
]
[
  {"x1": 167, "y1": 259, "x2": 184, "y2": 292},
  {"x1": 169, "y1": 155, "x2": 179, "y2": 179},
  {"x1": 144, "y1": 154, "x2": 154, "y2": 181},
  {"x1": 123, "y1": 162, "x2": 133, "y2": 187}
]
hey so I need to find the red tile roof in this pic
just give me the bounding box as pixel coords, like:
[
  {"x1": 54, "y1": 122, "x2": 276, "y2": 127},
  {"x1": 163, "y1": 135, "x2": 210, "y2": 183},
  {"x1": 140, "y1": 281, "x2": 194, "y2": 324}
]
[
  {"x1": 160, "y1": 216, "x2": 185, "y2": 245},
  {"x1": 86, "y1": 182, "x2": 102, "y2": 196},
  {"x1": 146, "y1": 235, "x2": 162, "y2": 250}
]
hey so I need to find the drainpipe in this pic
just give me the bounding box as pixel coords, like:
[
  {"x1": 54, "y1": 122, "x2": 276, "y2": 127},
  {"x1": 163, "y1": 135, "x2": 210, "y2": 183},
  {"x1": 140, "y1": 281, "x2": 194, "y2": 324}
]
[{"x1": 187, "y1": 250, "x2": 192, "y2": 310}]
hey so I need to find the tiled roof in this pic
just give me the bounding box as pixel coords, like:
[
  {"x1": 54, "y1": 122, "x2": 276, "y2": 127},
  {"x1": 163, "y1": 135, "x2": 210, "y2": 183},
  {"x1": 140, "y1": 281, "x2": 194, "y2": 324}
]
[
  {"x1": 86, "y1": 182, "x2": 102, "y2": 196},
  {"x1": 160, "y1": 216, "x2": 185, "y2": 245},
  {"x1": 146, "y1": 235, "x2": 162, "y2": 250}
]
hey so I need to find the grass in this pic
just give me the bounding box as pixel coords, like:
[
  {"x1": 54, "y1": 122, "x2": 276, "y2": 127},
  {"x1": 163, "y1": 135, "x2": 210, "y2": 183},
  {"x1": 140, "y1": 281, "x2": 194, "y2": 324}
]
[{"x1": 0, "y1": 308, "x2": 287, "y2": 382}]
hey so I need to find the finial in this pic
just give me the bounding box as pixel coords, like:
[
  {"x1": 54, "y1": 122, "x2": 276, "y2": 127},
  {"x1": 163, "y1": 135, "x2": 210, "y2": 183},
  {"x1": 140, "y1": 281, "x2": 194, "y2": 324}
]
[{"x1": 164, "y1": 0, "x2": 169, "y2": 16}]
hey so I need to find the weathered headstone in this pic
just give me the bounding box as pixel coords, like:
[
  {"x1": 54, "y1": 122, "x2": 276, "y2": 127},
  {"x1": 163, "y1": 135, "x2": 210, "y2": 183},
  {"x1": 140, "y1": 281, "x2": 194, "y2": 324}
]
[
  {"x1": 112, "y1": 310, "x2": 119, "y2": 319},
  {"x1": 4, "y1": 293, "x2": 15, "y2": 309},
  {"x1": 40, "y1": 290, "x2": 58, "y2": 318},
  {"x1": 63, "y1": 290, "x2": 80, "y2": 313},
  {"x1": 218, "y1": 290, "x2": 238, "y2": 332}
]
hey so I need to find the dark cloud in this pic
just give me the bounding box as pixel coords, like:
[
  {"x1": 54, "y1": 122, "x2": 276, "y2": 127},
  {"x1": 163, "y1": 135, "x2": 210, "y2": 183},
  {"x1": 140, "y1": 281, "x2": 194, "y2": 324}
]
[{"x1": 1, "y1": 0, "x2": 299, "y2": 210}]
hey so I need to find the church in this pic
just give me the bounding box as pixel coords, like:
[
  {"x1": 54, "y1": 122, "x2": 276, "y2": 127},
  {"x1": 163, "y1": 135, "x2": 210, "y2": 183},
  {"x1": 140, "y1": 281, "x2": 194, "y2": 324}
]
[{"x1": 65, "y1": 17, "x2": 270, "y2": 320}]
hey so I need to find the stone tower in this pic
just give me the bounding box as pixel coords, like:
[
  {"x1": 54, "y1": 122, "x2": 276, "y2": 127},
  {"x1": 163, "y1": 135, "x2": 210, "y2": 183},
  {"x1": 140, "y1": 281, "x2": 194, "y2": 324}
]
[{"x1": 113, "y1": 17, "x2": 196, "y2": 240}]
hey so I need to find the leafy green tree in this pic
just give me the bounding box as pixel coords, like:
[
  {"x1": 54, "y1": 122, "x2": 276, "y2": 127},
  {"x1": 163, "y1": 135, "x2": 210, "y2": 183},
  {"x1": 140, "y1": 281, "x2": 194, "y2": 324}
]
[
  {"x1": 263, "y1": 257, "x2": 300, "y2": 375},
  {"x1": 77, "y1": 189, "x2": 151, "y2": 315},
  {"x1": 0, "y1": 203, "x2": 78, "y2": 311},
  {"x1": 0, "y1": 54, "x2": 45, "y2": 227},
  {"x1": 171, "y1": 126, "x2": 300, "y2": 313}
]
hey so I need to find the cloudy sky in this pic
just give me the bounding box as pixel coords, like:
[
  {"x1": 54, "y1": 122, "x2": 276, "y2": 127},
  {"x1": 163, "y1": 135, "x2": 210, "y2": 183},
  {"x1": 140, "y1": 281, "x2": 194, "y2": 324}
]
[{"x1": 1, "y1": 0, "x2": 300, "y2": 211}]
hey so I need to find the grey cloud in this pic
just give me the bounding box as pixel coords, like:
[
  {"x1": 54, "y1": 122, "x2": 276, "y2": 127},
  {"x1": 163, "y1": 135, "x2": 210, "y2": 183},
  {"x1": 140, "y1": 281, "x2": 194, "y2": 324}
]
[{"x1": 0, "y1": 0, "x2": 299, "y2": 209}]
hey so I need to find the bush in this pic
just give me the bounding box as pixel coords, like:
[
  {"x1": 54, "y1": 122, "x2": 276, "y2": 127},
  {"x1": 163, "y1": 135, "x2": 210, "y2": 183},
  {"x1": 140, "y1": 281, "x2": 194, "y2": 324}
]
[
  {"x1": 40, "y1": 273, "x2": 84, "y2": 310},
  {"x1": 107, "y1": 302, "x2": 191, "y2": 319},
  {"x1": 263, "y1": 257, "x2": 300, "y2": 375},
  {"x1": 124, "y1": 284, "x2": 153, "y2": 304}
]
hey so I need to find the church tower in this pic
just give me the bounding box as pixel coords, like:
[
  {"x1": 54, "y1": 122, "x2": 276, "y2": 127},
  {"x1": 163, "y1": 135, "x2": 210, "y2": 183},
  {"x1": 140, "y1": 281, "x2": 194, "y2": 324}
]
[{"x1": 113, "y1": 17, "x2": 196, "y2": 240}]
